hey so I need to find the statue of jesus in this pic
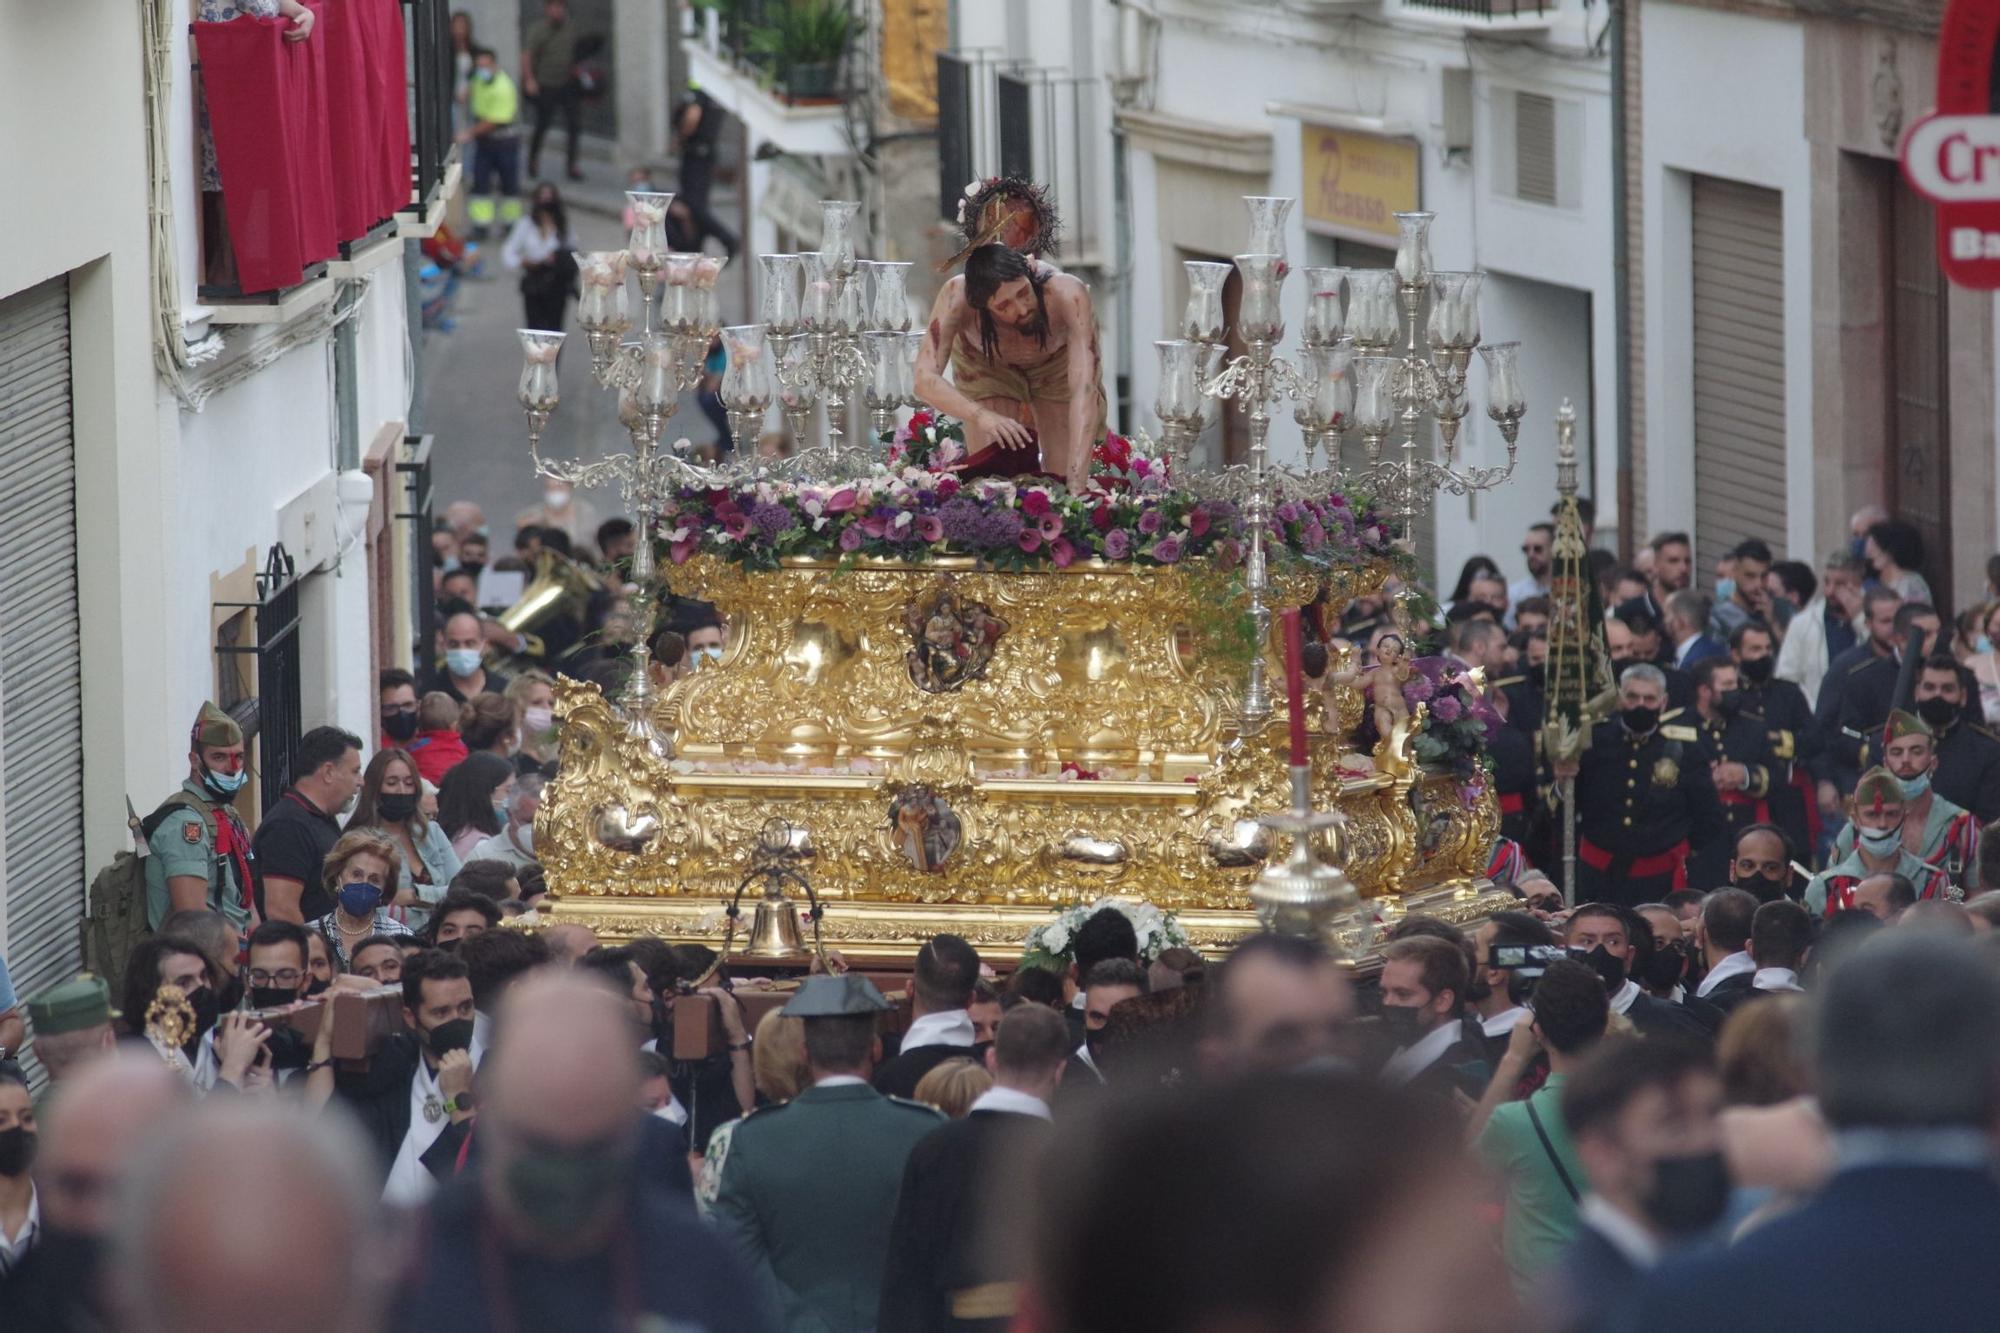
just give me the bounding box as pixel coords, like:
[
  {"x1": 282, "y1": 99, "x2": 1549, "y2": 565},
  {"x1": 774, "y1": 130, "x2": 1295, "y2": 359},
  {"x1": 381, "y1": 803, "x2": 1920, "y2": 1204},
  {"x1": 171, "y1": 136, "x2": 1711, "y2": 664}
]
[{"x1": 914, "y1": 243, "x2": 1107, "y2": 492}]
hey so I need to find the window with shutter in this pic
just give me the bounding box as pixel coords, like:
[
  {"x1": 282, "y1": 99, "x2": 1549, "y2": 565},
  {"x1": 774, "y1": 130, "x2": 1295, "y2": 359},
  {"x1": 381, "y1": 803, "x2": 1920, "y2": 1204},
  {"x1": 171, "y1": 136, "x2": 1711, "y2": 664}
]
[{"x1": 1514, "y1": 92, "x2": 1558, "y2": 206}]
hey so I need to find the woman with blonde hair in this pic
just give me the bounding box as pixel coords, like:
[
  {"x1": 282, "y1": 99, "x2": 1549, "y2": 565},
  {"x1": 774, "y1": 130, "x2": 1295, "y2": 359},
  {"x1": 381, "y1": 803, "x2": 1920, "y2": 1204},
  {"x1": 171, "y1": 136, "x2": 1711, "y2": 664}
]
[
  {"x1": 696, "y1": 1010, "x2": 810, "y2": 1216},
  {"x1": 506, "y1": 668, "x2": 559, "y2": 767},
  {"x1": 344, "y1": 747, "x2": 461, "y2": 932},
  {"x1": 913, "y1": 1056, "x2": 994, "y2": 1119},
  {"x1": 313, "y1": 830, "x2": 414, "y2": 970}
]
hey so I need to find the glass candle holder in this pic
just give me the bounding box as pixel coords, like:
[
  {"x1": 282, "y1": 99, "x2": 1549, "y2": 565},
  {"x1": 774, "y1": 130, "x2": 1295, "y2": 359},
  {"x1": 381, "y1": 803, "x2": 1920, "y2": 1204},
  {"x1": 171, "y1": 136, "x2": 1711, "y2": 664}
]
[
  {"x1": 624, "y1": 191, "x2": 673, "y2": 273},
  {"x1": 1454, "y1": 271, "x2": 1483, "y2": 348},
  {"x1": 820, "y1": 200, "x2": 862, "y2": 279},
  {"x1": 1353, "y1": 355, "x2": 1400, "y2": 435},
  {"x1": 574, "y1": 252, "x2": 631, "y2": 335},
  {"x1": 1233, "y1": 253, "x2": 1286, "y2": 344},
  {"x1": 758, "y1": 255, "x2": 805, "y2": 336},
  {"x1": 863, "y1": 331, "x2": 904, "y2": 412},
  {"x1": 1183, "y1": 261, "x2": 1232, "y2": 343},
  {"x1": 1301, "y1": 266, "x2": 1348, "y2": 348},
  {"x1": 872, "y1": 261, "x2": 914, "y2": 333},
  {"x1": 1393, "y1": 211, "x2": 1435, "y2": 287},
  {"x1": 834, "y1": 271, "x2": 867, "y2": 334},
  {"x1": 1479, "y1": 341, "x2": 1526, "y2": 419},
  {"x1": 516, "y1": 329, "x2": 565, "y2": 413},
  {"x1": 1426, "y1": 272, "x2": 1473, "y2": 349},
  {"x1": 776, "y1": 336, "x2": 815, "y2": 413},
  {"x1": 1243, "y1": 196, "x2": 1295, "y2": 274},
  {"x1": 800, "y1": 252, "x2": 835, "y2": 330},
  {"x1": 1346, "y1": 270, "x2": 1401, "y2": 347},
  {"x1": 632, "y1": 332, "x2": 680, "y2": 417},
  {"x1": 1154, "y1": 339, "x2": 1206, "y2": 423},
  {"x1": 1297, "y1": 340, "x2": 1356, "y2": 432},
  {"x1": 720, "y1": 325, "x2": 775, "y2": 413},
  {"x1": 897, "y1": 330, "x2": 927, "y2": 402}
]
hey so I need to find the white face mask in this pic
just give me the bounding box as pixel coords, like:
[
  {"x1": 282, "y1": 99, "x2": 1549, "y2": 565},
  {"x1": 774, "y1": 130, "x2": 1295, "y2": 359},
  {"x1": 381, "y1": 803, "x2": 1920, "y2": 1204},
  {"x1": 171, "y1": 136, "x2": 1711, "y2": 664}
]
[{"x1": 543, "y1": 486, "x2": 572, "y2": 510}]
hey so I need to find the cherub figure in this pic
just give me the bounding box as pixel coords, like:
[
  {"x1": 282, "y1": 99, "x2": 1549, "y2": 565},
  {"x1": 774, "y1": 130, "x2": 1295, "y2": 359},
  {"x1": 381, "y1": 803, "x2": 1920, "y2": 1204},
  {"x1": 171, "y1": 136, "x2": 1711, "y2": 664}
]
[{"x1": 1335, "y1": 632, "x2": 1413, "y2": 747}]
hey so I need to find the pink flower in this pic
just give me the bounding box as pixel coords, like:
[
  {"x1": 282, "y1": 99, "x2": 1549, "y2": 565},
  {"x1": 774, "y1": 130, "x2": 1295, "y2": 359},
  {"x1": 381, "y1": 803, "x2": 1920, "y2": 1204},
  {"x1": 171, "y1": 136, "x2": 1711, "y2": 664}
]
[
  {"x1": 860, "y1": 513, "x2": 890, "y2": 538},
  {"x1": 1090, "y1": 504, "x2": 1115, "y2": 532},
  {"x1": 1018, "y1": 530, "x2": 1042, "y2": 554},
  {"x1": 1050, "y1": 537, "x2": 1077, "y2": 568},
  {"x1": 1138, "y1": 508, "x2": 1163, "y2": 535},
  {"x1": 936, "y1": 476, "x2": 961, "y2": 499},
  {"x1": 1149, "y1": 535, "x2": 1183, "y2": 564},
  {"x1": 826, "y1": 488, "x2": 859, "y2": 514},
  {"x1": 1021, "y1": 489, "x2": 1052, "y2": 519},
  {"x1": 670, "y1": 537, "x2": 699, "y2": 564},
  {"x1": 1188, "y1": 507, "x2": 1211, "y2": 538},
  {"x1": 1431, "y1": 694, "x2": 1462, "y2": 723},
  {"x1": 723, "y1": 512, "x2": 753, "y2": 540},
  {"x1": 1037, "y1": 514, "x2": 1063, "y2": 540},
  {"x1": 1103, "y1": 529, "x2": 1133, "y2": 560},
  {"x1": 837, "y1": 526, "x2": 864, "y2": 552},
  {"x1": 918, "y1": 514, "x2": 944, "y2": 542}
]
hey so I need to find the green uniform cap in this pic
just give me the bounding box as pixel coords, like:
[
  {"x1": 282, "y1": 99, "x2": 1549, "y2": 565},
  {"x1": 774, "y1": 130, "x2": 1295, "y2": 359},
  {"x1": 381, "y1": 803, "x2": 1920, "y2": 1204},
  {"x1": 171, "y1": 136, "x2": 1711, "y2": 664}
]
[
  {"x1": 28, "y1": 974, "x2": 114, "y2": 1035},
  {"x1": 781, "y1": 974, "x2": 891, "y2": 1018},
  {"x1": 193, "y1": 701, "x2": 242, "y2": 750}
]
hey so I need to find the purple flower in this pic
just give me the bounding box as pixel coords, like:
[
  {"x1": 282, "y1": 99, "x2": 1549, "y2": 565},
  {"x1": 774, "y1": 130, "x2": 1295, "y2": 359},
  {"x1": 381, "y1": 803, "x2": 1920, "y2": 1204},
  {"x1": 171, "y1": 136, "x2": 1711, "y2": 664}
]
[
  {"x1": 1275, "y1": 501, "x2": 1304, "y2": 525},
  {"x1": 749, "y1": 501, "x2": 794, "y2": 542},
  {"x1": 837, "y1": 525, "x2": 864, "y2": 552},
  {"x1": 1104, "y1": 529, "x2": 1133, "y2": 561},
  {"x1": 1149, "y1": 535, "x2": 1183, "y2": 564},
  {"x1": 1402, "y1": 675, "x2": 1435, "y2": 704},
  {"x1": 1431, "y1": 694, "x2": 1462, "y2": 724},
  {"x1": 1138, "y1": 508, "x2": 1163, "y2": 535}
]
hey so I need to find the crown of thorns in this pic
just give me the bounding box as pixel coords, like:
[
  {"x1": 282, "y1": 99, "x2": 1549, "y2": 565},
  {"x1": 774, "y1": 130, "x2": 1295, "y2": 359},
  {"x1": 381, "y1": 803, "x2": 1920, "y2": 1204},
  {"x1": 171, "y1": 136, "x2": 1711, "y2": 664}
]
[{"x1": 940, "y1": 176, "x2": 1063, "y2": 272}]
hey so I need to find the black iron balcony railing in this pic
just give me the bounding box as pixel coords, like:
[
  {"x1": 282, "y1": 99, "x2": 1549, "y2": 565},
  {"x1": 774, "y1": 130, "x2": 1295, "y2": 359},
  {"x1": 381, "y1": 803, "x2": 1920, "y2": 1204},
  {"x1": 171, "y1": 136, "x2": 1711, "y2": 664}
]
[
  {"x1": 1400, "y1": 0, "x2": 1549, "y2": 18},
  {"x1": 404, "y1": 0, "x2": 455, "y2": 214}
]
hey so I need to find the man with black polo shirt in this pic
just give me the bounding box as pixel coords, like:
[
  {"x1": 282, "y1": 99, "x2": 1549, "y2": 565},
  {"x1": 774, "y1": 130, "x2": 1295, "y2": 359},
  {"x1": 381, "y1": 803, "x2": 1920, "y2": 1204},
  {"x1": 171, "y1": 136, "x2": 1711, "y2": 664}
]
[{"x1": 252, "y1": 727, "x2": 363, "y2": 925}]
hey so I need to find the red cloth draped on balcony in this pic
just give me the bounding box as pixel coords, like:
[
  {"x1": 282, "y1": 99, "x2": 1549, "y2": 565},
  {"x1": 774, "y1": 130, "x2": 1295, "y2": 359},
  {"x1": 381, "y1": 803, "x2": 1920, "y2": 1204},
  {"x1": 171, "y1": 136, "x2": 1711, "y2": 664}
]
[
  {"x1": 197, "y1": 3, "x2": 338, "y2": 293},
  {"x1": 318, "y1": 0, "x2": 412, "y2": 231},
  {"x1": 357, "y1": 0, "x2": 412, "y2": 221}
]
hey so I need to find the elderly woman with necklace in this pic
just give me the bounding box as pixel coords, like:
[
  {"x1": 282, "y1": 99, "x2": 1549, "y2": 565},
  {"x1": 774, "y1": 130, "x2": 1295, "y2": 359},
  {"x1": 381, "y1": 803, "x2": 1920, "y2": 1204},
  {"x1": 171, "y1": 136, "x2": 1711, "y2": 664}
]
[{"x1": 314, "y1": 831, "x2": 414, "y2": 971}]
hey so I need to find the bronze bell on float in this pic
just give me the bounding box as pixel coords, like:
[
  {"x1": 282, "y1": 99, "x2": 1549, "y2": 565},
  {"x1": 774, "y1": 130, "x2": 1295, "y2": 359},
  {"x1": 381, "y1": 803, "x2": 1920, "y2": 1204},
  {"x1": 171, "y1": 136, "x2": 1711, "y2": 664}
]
[{"x1": 736, "y1": 818, "x2": 819, "y2": 962}]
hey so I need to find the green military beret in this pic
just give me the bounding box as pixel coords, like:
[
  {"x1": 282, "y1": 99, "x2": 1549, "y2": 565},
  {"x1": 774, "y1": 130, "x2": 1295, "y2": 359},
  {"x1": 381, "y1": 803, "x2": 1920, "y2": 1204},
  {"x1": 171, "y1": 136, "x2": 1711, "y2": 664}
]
[
  {"x1": 28, "y1": 974, "x2": 114, "y2": 1035},
  {"x1": 192, "y1": 701, "x2": 242, "y2": 750},
  {"x1": 781, "y1": 974, "x2": 890, "y2": 1018}
]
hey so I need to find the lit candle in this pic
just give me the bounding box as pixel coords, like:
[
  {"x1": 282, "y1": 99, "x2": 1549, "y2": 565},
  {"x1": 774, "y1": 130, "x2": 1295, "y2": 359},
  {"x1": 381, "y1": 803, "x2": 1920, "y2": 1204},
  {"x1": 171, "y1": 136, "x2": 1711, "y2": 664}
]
[{"x1": 1283, "y1": 607, "x2": 1308, "y2": 767}]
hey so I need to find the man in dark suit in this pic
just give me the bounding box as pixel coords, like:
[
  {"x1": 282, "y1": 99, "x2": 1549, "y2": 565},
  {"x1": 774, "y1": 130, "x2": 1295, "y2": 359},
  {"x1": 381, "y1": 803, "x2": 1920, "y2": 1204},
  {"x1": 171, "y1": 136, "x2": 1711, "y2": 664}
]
[
  {"x1": 1814, "y1": 592, "x2": 1926, "y2": 802},
  {"x1": 874, "y1": 934, "x2": 983, "y2": 1099},
  {"x1": 1664, "y1": 589, "x2": 1725, "y2": 669},
  {"x1": 878, "y1": 1003, "x2": 1069, "y2": 1333},
  {"x1": 1549, "y1": 1036, "x2": 1726, "y2": 1333},
  {"x1": 1688, "y1": 889, "x2": 1759, "y2": 1016},
  {"x1": 1376, "y1": 936, "x2": 1491, "y2": 1099},
  {"x1": 1912, "y1": 653, "x2": 2000, "y2": 823},
  {"x1": 1561, "y1": 905, "x2": 1708, "y2": 1041},
  {"x1": 1630, "y1": 933, "x2": 2000, "y2": 1333}
]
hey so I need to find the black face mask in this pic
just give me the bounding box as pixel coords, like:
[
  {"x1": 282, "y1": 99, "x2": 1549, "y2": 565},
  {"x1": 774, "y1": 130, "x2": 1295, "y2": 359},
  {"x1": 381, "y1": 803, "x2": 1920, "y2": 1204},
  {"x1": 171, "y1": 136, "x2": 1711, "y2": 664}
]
[
  {"x1": 1916, "y1": 696, "x2": 1960, "y2": 729},
  {"x1": 1641, "y1": 941, "x2": 1687, "y2": 991},
  {"x1": 383, "y1": 713, "x2": 421, "y2": 743},
  {"x1": 1717, "y1": 690, "x2": 1745, "y2": 716},
  {"x1": 216, "y1": 973, "x2": 245, "y2": 1013},
  {"x1": 434, "y1": 937, "x2": 461, "y2": 955},
  {"x1": 1738, "y1": 655, "x2": 1774, "y2": 684},
  {"x1": 425, "y1": 1016, "x2": 477, "y2": 1057},
  {"x1": 651, "y1": 993, "x2": 674, "y2": 1049},
  {"x1": 377, "y1": 792, "x2": 419, "y2": 822},
  {"x1": 1584, "y1": 945, "x2": 1629, "y2": 992},
  {"x1": 1733, "y1": 873, "x2": 1789, "y2": 904},
  {"x1": 1640, "y1": 1151, "x2": 1732, "y2": 1235},
  {"x1": 183, "y1": 983, "x2": 221, "y2": 1039},
  {"x1": 305, "y1": 977, "x2": 332, "y2": 997},
  {"x1": 248, "y1": 986, "x2": 299, "y2": 1010},
  {"x1": 266, "y1": 1025, "x2": 314, "y2": 1072},
  {"x1": 1622, "y1": 705, "x2": 1660, "y2": 735},
  {"x1": 1609, "y1": 656, "x2": 1639, "y2": 680},
  {"x1": 0, "y1": 1127, "x2": 37, "y2": 1177},
  {"x1": 1377, "y1": 1003, "x2": 1428, "y2": 1042},
  {"x1": 459, "y1": 561, "x2": 486, "y2": 582}
]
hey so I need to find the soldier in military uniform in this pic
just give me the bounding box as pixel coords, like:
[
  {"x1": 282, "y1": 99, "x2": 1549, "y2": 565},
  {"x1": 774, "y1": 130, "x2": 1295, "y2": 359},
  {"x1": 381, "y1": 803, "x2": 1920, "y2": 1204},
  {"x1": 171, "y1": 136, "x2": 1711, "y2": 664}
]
[
  {"x1": 144, "y1": 703, "x2": 258, "y2": 933},
  {"x1": 1805, "y1": 767, "x2": 1955, "y2": 917},
  {"x1": 25, "y1": 975, "x2": 117, "y2": 1106},
  {"x1": 1727, "y1": 623, "x2": 1826, "y2": 863},
  {"x1": 1681, "y1": 658, "x2": 1772, "y2": 889},
  {"x1": 1814, "y1": 595, "x2": 1935, "y2": 813},
  {"x1": 1553, "y1": 663, "x2": 1724, "y2": 908},
  {"x1": 1911, "y1": 653, "x2": 2000, "y2": 824},
  {"x1": 1839, "y1": 710, "x2": 1979, "y2": 888},
  {"x1": 711, "y1": 975, "x2": 946, "y2": 1333}
]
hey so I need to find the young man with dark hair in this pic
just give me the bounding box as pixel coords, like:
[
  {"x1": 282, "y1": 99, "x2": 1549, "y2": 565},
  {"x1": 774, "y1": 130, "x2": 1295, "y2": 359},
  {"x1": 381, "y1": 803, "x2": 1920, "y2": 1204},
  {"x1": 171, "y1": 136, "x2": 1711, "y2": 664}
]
[
  {"x1": 308, "y1": 949, "x2": 480, "y2": 1203},
  {"x1": 1199, "y1": 932, "x2": 1352, "y2": 1077},
  {"x1": 1909, "y1": 652, "x2": 2000, "y2": 822},
  {"x1": 429, "y1": 890, "x2": 501, "y2": 949},
  {"x1": 1746, "y1": 899, "x2": 1811, "y2": 994},
  {"x1": 712, "y1": 977, "x2": 944, "y2": 1333},
  {"x1": 379, "y1": 668, "x2": 422, "y2": 748},
  {"x1": 1725, "y1": 619, "x2": 1825, "y2": 864},
  {"x1": 1554, "y1": 1036, "x2": 1724, "y2": 1329},
  {"x1": 1376, "y1": 936, "x2": 1488, "y2": 1098},
  {"x1": 1473, "y1": 958, "x2": 1612, "y2": 1294},
  {"x1": 874, "y1": 934, "x2": 983, "y2": 1099},
  {"x1": 454, "y1": 926, "x2": 549, "y2": 1015},
  {"x1": 1470, "y1": 911, "x2": 1556, "y2": 1048},
  {"x1": 1069, "y1": 958, "x2": 1146, "y2": 1087},
  {"x1": 1059, "y1": 908, "x2": 1140, "y2": 1044},
  {"x1": 1691, "y1": 888, "x2": 1758, "y2": 1014},
  {"x1": 1562, "y1": 906, "x2": 1707, "y2": 1039},
  {"x1": 252, "y1": 725, "x2": 364, "y2": 925},
  {"x1": 879, "y1": 1003, "x2": 1070, "y2": 1333}
]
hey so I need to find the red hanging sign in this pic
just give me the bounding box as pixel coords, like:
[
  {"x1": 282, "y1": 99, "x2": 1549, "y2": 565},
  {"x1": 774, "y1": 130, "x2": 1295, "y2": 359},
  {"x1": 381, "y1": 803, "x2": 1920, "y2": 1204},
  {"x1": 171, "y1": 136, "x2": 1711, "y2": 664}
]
[{"x1": 1899, "y1": 0, "x2": 2000, "y2": 286}]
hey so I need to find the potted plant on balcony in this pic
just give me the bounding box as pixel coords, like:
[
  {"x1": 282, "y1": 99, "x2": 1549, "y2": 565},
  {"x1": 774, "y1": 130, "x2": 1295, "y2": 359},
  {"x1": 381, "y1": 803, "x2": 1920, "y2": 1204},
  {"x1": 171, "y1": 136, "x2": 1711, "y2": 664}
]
[{"x1": 745, "y1": 0, "x2": 857, "y2": 103}]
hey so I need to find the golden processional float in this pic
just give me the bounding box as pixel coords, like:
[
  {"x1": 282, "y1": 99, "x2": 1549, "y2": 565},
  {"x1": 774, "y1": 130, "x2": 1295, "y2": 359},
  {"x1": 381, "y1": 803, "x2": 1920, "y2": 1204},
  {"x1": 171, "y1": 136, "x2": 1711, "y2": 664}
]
[{"x1": 514, "y1": 193, "x2": 1535, "y2": 963}]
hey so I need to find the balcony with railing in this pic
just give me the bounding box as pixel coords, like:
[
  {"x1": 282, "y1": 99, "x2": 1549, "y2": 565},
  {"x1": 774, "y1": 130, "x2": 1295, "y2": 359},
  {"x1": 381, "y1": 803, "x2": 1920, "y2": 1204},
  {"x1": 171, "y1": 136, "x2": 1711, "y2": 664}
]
[
  {"x1": 192, "y1": 0, "x2": 458, "y2": 315},
  {"x1": 684, "y1": 0, "x2": 858, "y2": 157},
  {"x1": 1385, "y1": 0, "x2": 1558, "y2": 30}
]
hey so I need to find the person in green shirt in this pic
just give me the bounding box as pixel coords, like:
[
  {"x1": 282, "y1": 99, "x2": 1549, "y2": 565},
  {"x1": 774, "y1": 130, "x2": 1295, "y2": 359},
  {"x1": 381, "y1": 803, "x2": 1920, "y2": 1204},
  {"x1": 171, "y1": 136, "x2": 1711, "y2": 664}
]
[
  {"x1": 520, "y1": 0, "x2": 583, "y2": 180},
  {"x1": 1472, "y1": 956, "x2": 1612, "y2": 1295},
  {"x1": 144, "y1": 702, "x2": 256, "y2": 934}
]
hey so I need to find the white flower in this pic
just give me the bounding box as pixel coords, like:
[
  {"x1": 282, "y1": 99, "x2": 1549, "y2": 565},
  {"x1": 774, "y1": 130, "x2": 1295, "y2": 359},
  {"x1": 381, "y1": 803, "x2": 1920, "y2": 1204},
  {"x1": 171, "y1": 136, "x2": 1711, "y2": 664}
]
[{"x1": 964, "y1": 180, "x2": 983, "y2": 198}]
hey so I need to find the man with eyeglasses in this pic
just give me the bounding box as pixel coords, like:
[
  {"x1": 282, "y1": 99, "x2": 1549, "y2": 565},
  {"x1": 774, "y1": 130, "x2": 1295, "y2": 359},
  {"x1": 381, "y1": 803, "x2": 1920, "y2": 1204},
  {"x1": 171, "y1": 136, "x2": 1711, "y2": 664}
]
[
  {"x1": 181, "y1": 921, "x2": 310, "y2": 1092},
  {"x1": 380, "y1": 667, "x2": 422, "y2": 750},
  {"x1": 1508, "y1": 523, "x2": 1556, "y2": 627}
]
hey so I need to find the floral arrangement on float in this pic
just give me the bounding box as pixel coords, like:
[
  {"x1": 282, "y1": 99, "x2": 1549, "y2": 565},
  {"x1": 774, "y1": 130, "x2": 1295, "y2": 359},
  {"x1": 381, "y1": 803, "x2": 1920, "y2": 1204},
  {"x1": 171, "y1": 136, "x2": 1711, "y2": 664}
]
[
  {"x1": 1020, "y1": 897, "x2": 1192, "y2": 971},
  {"x1": 1349, "y1": 653, "x2": 1503, "y2": 783},
  {"x1": 657, "y1": 412, "x2": 1398, "y2": 573}
]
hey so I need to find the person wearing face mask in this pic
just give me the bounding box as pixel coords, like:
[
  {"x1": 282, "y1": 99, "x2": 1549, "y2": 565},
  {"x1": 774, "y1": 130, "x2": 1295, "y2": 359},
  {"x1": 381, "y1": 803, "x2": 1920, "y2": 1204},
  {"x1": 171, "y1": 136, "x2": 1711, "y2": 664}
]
[
  {"x1": 1607, "y1": 603, "x2": 1694, "y2": 712},
  {"x1": 251, "y1": 726, "x2": 364, "y2": 925},
  {"x1": 1725, "y1": 622, "x2": 1825, "y2": 865},
  {"x1": 468, "y1": 772, "x2": 544, "y2": 869},
  {"x1": 379, "y1": 667, "x2": 424, "y2": 751},
  {"x1": 1632, "y1": 933, "x2": 2000, "y2": 1333},
  {"x1": 1061, "y1": 959, "x2": 1147, "y2": 1091},
  {"x1": 1681, "y1": 658, "x2": 1770, "y2": 890},
  {"x1": 436, "y1": 752, "x2": 518, "y2": 860},
  {"x1": 1551, "y1": 1035, "x2": 1729, "y2": 1333},
  {"x1": 1805, "y1": 768, "x2": 1954, "y2": 919},
  {"x1": 683, "y1": 612, "x2": 729, "y2": 671},
  {"x1": 1563, "y1": 906, "x2": 1710, "y2": 1040},
  {"x1": 0, "y1": 1067, "x2": 36, "y2": 1279},
  {"x1": 1815, "y1": 591, "x2": 1925, "y2": 816},
  {"x1": 1833, "y1": 711, "x2": 1979, "y2": 888},
  {"x1": 505, "y1": 669, "x2": 560, "y2": 769},
  {"x1": 308, "y1": 949, "x2": 482, "y2": 1200},
  {"x1": 310, "y1": 833, "x2": 415, "y2": 972},
  {"x1": 456, "y1": 46, "x2": 521, "y2": 242},
  {"x1": 117, "y1": 935, "x2": 223, "y2": 1079},
  {"x1": 1555, "y1": 664, "x2": 1726, "y2": 909},
  {"x1": 1470, "y1": 959, "x2": 1612, "y2": 1296},
  {"x1": 1725, "y1": 824, "x2": 1798, "y2": 903},
  {"x1": 514, "y1": 476, "x2": 602, "y2": 550},
  {"x1": 344, "y1": 749, "x2": 461, "y2": 933},
  {"x1": 1375, "y1": 937, "x2": 1491, "y2": 1099},
  {"x1": 144, "y1": 703, "x2": 258, "y2": 934},
  {"x1": 1904, "y1": 653, "x2": 2000, "y2": 824},
  {"x1": 427, "y1": 610, "x2": 513, "y2": 706}
]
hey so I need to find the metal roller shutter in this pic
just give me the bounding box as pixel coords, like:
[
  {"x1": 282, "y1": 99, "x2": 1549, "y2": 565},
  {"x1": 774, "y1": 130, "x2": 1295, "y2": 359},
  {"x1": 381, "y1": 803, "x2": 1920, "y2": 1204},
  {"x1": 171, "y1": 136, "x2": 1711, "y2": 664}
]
[
  {"x1": 1691, "y1": 177, "x2": 1787, "y2": 578},
  {"x1": 0, "y1": 277, "x2": 84, "y2": 1012}
]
